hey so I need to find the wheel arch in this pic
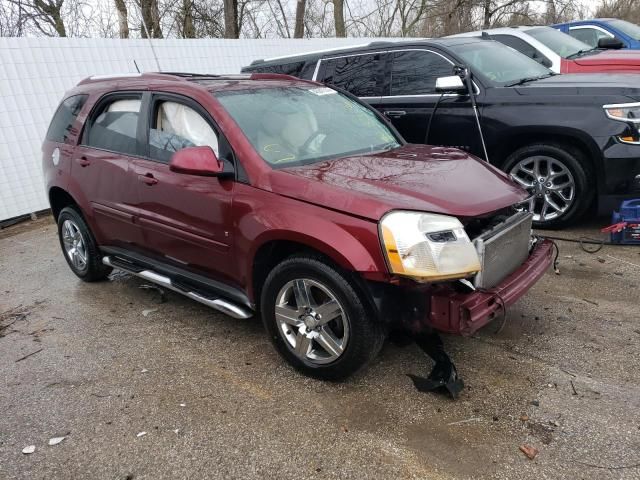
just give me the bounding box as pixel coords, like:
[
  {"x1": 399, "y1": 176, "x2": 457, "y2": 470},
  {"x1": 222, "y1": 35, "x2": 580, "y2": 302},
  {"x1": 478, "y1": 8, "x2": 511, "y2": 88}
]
[
  {"x1": 490, "y1": 126, "x2": 602, "y2": 189},
  {"x1": 248, "y1": 231, "x2": 383, "y2": 311},
  {"x1": 49, "y1": 187, "x2": 79, "y2": 221}
]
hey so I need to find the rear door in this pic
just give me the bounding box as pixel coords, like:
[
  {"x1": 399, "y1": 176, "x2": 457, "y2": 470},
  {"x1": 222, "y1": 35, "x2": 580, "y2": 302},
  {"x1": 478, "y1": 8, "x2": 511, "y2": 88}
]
[
  {"x1": 74, "y1": 92, "x2": 145, "y2": 247},
  {"x1": 130, "y1": 93, "x2": 237, "y2": 284},
  {"x1": 316, "y1": 52, "x2": 387, "y2": 110},
  {"x1": 379, "y1": 49, "x2": 482, "y2": 154}
]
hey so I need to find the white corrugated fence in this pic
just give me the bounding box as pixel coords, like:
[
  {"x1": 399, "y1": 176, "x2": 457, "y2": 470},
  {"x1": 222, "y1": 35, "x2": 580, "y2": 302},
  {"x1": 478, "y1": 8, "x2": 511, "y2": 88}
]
[{"x1": 0, "y1": 37, "x2": 383, "y2": 222}]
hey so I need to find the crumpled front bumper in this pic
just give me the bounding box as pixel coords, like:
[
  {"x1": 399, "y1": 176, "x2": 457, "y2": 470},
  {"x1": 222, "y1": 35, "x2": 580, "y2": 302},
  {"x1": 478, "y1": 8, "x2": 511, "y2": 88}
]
[{"x1": 427, "y1": 239, "x2": 553, "y2": 336}]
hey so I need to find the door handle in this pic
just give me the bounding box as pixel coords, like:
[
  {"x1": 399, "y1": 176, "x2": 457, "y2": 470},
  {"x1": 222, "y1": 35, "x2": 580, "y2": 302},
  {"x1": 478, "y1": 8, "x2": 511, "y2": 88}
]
[
  {"x1": 77, "y1": 157, "x2": 90, "y2": 167},
  {"x1": 384, "y1": 110, "x2": 406, "y2": 118},
  {"x1": 138, "y1": 173, "x2": 158, "y2": 186}
]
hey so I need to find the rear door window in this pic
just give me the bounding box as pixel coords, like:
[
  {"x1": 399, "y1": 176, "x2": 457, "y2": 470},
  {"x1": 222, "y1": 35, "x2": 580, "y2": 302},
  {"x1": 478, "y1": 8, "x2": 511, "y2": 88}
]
[
  {"x1": 46, "y1": 95, "x2": 88, "y2": 143},
  {"x1": 390, "y1": 50, "x2": 454, "y2": 96},
  {"x1": 491, "y1": 35, "x2": 540, "y2": 59},
  {"x1": 320, "y1": 53, "x2": 385, "y2": 97},
  {"x1": 83, "y1": 95, "x2": 142, "y2": 156}
]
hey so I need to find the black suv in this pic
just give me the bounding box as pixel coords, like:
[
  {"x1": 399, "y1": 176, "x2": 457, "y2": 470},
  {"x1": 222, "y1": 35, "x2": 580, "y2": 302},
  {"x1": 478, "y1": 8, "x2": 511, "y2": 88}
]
[{"x1": 243, "y1": 37, "x2": 640, "y2": 228}]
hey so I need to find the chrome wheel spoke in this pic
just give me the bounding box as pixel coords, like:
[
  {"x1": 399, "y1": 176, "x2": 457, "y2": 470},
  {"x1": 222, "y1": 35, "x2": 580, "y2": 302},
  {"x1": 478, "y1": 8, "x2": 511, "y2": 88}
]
[
  {"x1": 275, "y1": 305, "x2": 303, "y2": 327},
  {"x1": 292, "y1": 279, "x2": 313, "y2": 309},
  {"x1": 544, "y1": 195, "x2": 565, "y2": 216},
  {"x1": 316, "y1": 327, "x2": 343, "y2": 357},
  {"x1": 510, "y1": 174, "x2": 534, "y2": 189},
  {"x1": 314, "y1": 299, "x2": 342, "y2": 325},
  {"x1": 295, "y1": 332, "x2": 312, "y2": 357}
]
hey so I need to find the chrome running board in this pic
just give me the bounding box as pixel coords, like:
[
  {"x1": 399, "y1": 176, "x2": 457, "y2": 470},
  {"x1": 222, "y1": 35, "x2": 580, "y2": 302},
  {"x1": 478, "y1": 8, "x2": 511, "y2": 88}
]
[{"x1": 102, "y1": 256, "x2": 253, "y2": 319}]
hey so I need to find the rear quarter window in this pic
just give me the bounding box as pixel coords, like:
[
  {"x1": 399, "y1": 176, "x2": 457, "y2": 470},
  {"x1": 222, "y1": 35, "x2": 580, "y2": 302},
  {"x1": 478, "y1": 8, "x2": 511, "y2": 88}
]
[{"x1": 45, "y1": 95, "x2": 88, "y2": 143}]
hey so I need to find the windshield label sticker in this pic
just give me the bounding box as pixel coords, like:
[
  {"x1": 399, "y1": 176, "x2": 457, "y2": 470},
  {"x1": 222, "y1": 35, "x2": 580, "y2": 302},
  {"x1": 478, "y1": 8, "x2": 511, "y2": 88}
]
[{"x1": 309, "y1": 87, "x2": 336, "y2": 96}]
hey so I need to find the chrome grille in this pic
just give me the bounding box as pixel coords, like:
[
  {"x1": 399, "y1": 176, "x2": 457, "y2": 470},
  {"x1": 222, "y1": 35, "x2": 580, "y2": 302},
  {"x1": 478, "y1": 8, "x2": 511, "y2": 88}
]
[{"x1": 473, "y1": 212, "x2": 533, "y2": 289}]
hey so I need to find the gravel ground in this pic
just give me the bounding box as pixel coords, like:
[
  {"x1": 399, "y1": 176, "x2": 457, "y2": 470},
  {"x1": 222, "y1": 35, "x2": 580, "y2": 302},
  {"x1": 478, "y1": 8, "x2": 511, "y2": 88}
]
[{"x1": 0, "y1": 216, "x2": 638, "y2": 480}]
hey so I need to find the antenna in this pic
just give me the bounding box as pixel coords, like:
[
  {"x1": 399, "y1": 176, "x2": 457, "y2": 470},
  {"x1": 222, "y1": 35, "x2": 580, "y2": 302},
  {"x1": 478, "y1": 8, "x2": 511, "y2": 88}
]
[{"x1": 133, "y1": 60, "x2": 141, "y2": 73}]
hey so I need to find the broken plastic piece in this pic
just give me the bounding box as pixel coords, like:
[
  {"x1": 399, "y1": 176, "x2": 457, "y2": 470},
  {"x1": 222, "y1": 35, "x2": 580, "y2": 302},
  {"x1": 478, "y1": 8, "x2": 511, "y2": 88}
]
[
  {"x1": 136, "y1": 431, "x2": 147, "y2": 437},
  {"x1": 22, "y1": 445, "x2": 35, "y2": 454},
  {"x1": 48, "y1": 436, "x2": 65, "y2": 446},
  {"x1": 407, "y1": 332, "x2": 465, "y2": 399}
]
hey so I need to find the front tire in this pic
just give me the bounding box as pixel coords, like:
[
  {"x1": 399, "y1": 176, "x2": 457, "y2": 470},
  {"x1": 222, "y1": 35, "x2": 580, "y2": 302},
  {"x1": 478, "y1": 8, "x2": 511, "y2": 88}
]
[
  {"x1": 503, "y1": 144, "x2": 593, "y2": 229},
  {"x1": 57, "y1": 206, "x2": 112, "y2": 282},
  {"x1": 261, "y1": 255, "x2": 385, "y2": 380}
]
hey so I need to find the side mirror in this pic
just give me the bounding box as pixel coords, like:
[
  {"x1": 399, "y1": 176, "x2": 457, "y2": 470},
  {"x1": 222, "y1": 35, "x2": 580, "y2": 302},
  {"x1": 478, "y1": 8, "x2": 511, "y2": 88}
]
[
  {"x1": 169, "y1": 146, "x2": 225, "y2": 177},
  {"x1": 598, "y1": 37, "x2": 624, "y2": 49},
  {"x1": 435, "y1": 75, "x2": 467, "y2": 93}
]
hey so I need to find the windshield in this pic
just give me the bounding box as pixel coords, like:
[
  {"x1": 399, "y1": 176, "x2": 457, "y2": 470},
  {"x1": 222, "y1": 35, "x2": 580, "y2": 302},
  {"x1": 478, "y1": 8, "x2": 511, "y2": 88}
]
[
  {"x1": 527, "y1": 27, "x2": 593, "y2": 58},
  {"x1": 607, "y1": 19, "x2": 640, "y2": 41},
  {"x1": 449, "y1": 41, "x2": 552, "y2": 86},
  {"x1": 215, "y1": 86, "x2": 400, "y2": 168}
]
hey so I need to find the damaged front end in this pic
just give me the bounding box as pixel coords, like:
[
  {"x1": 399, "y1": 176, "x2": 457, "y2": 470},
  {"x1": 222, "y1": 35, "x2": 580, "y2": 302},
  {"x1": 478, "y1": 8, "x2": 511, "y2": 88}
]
[{"x1": 372, "y1": 208, "x2": 553, "y2": 336}]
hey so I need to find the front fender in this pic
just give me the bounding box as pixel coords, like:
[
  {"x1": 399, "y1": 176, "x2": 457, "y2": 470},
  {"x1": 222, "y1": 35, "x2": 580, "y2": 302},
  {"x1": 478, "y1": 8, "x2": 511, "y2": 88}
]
[{"x1": 232, "y1": 185, "x2": 389, "y2": 301}]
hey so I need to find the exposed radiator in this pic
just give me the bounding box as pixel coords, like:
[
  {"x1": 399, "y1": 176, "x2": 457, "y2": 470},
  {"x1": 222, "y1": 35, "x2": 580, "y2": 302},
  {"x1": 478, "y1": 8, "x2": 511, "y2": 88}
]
[{"x1": 473, "y1": 212, "x2": 533, "y2": 289}]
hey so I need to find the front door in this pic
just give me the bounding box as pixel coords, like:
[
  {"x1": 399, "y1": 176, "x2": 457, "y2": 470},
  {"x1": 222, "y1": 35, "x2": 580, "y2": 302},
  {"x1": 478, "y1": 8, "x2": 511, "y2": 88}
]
[
  {"x1": 378, "y1": 49, "x2": 481, "y2": 156},
  {"x1": 131, "y1": 94, "x2": 237, "y2": 284},
  {"x1": 73, "y1": 93, "x2": 145, "y2": 247}
]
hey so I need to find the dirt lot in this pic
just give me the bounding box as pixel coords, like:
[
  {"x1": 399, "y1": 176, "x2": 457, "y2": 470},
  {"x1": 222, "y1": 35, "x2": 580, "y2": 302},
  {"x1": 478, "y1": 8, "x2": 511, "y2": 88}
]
[{"x1": 0, "y1": 216, "x2": 639, "y2": 479}]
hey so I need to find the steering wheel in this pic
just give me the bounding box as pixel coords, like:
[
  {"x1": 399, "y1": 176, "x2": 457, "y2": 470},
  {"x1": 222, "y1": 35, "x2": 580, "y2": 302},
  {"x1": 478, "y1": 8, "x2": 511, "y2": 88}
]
[{"x1": 300, "y1": 131, "x2": 326, "y2": 154}]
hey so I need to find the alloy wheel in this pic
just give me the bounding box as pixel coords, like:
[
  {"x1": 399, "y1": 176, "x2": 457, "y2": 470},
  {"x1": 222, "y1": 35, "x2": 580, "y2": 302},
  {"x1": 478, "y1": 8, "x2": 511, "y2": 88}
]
[
  {"x1": 509, "y1": 156, "x2": 576, "y2": 223},
  {"x1": 61, "y1": 219, "x2": 87, "y2": 271},
  {"x1": 274, "y1": 278, "x2": 349, "y2": 365}
]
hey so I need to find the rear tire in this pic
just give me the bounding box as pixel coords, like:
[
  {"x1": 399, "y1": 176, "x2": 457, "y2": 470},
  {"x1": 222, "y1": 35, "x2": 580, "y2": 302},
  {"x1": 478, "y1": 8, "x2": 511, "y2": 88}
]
[
  {"x1": 57, "y1": 206, "x2": 112, "y2": 282},
  {"x1": 260, "y1": 255, "x2": 385, "y2": 380},
  {"x1": 503, "y1": 144, "x2": 593, "y2": 229}
]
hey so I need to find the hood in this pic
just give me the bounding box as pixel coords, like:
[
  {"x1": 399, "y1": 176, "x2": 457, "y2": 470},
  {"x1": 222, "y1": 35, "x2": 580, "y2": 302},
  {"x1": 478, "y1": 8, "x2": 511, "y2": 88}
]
[
  {"x1": 530, "y1": 72, "x2": 640, "y2": 88},
  {"x1": 574, "y1": 49, "x2": 640, "y2": 67},
  {"x1": 269, "y1": 145, "x2": 528, "y2": 222}
]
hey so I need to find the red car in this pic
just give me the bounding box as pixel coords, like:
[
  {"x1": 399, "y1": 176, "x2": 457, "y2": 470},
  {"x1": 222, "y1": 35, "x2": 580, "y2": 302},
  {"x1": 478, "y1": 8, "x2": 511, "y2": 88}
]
[{"x1": 42, "y1": 72, "x2": 552, "y2": 379}]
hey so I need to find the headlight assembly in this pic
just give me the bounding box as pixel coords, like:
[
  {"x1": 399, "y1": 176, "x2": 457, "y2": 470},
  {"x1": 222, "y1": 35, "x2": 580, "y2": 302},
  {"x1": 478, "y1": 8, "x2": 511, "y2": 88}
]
[
  {"x1": 604, "y1": 102, "x2": 640, "y2": 144},
  {"x1": 379, "y1": 211, "x2": 481, "y2": 282}
]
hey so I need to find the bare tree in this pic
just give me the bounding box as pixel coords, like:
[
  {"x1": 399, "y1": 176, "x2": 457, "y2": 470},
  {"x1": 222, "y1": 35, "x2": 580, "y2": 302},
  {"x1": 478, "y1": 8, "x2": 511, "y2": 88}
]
[
  {"x1": 6, "y1": 0, "x2": 67, "y2": 36},
  {"x1": 0, "y1": 0, "x2": 26, "y2": 36},
  {"x1": 596, "y1": 0, "x2": 639, "y2": 24},
  {"x1": 334, "y1": 0, "x2": 345, "y2": 36},
  {"x1": 139, "y1": 0, "x2": 163, "y2": 37},
  {"x1": 223, "y1": 0, "x2": 239, "y2": 37},
  {"x1": 114, "y1": 0, "x2": 129, "y2": 38},
  {"x1": 293, "y1": 0, "x2": 306, "y2": 37}
]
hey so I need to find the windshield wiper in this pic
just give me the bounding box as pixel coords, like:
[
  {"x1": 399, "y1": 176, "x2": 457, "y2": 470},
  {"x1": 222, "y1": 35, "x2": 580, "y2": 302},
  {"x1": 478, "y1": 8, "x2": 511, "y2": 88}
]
[
  {"x1": 566, "y1": 48, "x2": 598, "y2": 59},
  {"x1": 505, "y1": 73, "x2": 557, "y2": 87}
]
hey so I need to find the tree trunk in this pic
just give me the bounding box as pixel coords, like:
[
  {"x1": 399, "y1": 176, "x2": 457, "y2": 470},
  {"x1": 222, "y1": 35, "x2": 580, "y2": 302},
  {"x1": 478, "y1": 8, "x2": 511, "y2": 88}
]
[
  {"x1": 333, "y1": 0, "x2": 345, "y2": 37},
  {"x1": 34, "y1": 0, "x2": 66, "y2": 36},
  {"x1": 224, "y1": 0, "x2": 239, "y2": 38},
  {"x1": 294, "y1": 0, "x2": 306, "y2": 38},
  {"x1": 114, "y1": 0, "x2": 129, "y2": 38},
  {"x1": 140, "y1": 0, "x2": 163, "y2": 38},
  {"x1": 182, "y1": 0, "x2": 195, "y2": 38},
  {"x1": 483, "y1": 0, "x2": 491, "y2": 28}
]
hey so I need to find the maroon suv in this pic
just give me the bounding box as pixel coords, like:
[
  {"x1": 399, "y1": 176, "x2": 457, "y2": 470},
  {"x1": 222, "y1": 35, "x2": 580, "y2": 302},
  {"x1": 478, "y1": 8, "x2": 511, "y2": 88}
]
[{"x1": 42, "y1": 72, "x2": 552, "y2": 379}]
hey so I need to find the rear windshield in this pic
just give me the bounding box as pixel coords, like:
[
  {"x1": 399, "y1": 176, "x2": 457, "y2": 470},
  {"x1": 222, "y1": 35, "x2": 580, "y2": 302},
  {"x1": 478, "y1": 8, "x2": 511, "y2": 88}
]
[
  {"x1": 527, "y1": 27, "x2": 592, "y2": 58},
  {"x1": 46, "y1": 95, "x2": 88, "y2": 143},
  {"x1": 607, "y1": 19, "x2": 640, "y2": 41},
  {"x1": 214, "y1": 86, "x2": 400, "y2": 168}
]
